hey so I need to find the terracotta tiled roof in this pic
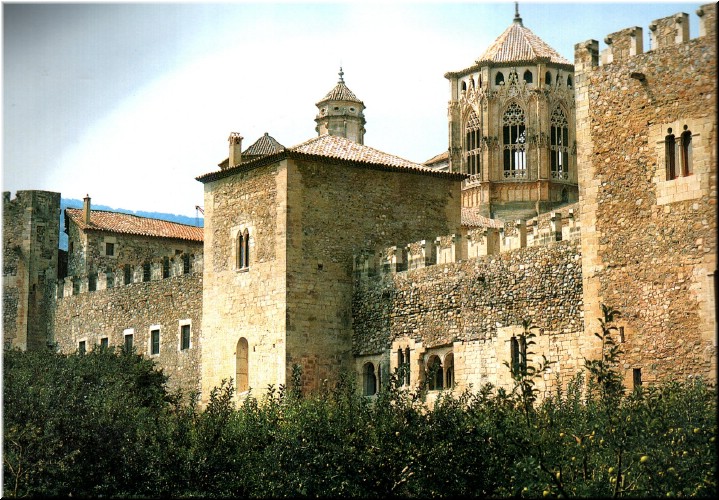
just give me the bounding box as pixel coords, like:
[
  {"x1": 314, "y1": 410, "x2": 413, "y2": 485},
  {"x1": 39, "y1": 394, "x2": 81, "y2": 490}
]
[
  {"x1": 316, "y1": 68, "x2": 364, "y2": 105},
  {"x1": 243, "y1": 132, "x2": 285, "y2": 157},
  {"x1": 66, "y1": 208, "x2": 204, "y2": 242},
  {"x1": 461, "y1": 207, "x2": 505, "y2": 229},
  {"x1": 477, "y1": 19, "x2": 571, "y2": 66},
  {"x1": 424, "y1": 150, "x2": 449, "y2": 166},
  {"x1": 289, "y1": 134, "x2": 434, "y2": 171}
]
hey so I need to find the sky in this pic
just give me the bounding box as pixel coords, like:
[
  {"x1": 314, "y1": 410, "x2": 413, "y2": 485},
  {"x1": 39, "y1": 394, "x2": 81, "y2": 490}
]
[{"x1": 2, "y1": 0, "x2": 703, "y2": 217}]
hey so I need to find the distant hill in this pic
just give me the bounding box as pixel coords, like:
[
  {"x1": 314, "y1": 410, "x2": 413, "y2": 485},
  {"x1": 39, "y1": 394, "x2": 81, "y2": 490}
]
[{"x1": 59, "y1": 198, "x2": 204, "y2": 250}]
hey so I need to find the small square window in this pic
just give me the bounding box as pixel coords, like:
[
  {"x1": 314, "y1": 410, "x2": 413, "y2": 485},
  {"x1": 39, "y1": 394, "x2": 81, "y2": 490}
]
[
  {"x1": 151, "y1": 329, "x2": 160, "y2": 355},
  {"x1": 106, "y1": 242, "x2": 115, "y2": 256},
  {"x1": 100, "y1": 337, "x2": 109, "y2": 348},
  {"x1": 180, "y1": 324, "x2": 191, "y2": 350}
]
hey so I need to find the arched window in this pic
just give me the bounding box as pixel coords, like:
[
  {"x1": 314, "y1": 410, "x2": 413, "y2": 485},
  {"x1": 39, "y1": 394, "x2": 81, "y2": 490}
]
[
  {"x1": 502, "y1": 103, "x2": 527, "y2": 178},
  {"x1": 465, "y1": 110, "x2": 482, "y2": 178},
  {"x1": 567, "y1": 75, "x2": 573, "y2": 88},
  {"x1": 495, "y1": 71, "x2": 504, "y2": 85},
  {"x1": 523, "y1": 70, "x2": 533, "y2": 84},
  {"x1": 681, "y1": 128, "x2": 692, "y2": 176},
  {"x1": 461, "y1": 81, "x2": 467, "y2": 92},
  {"x1": 469, "y1": 77, "x2": 475, "y2": 89},
  {"x1": 665, "y1": 129, "x2": 677, "y2": 180},
  {"x1": 427, "y1": 355, "x2": 443, "y2": 390},
  {"x1": 236, "y1": 337, "x2": 249, "y2": 392},
  {"x1": 444, "y1": 353, "x2": 454, "y2": 389},
  {"x1": 363, "y1": 362, "x2": 377, "y2": 396},
  {"x1": 237, "y1": 229, "x2": 250, "y2": 269},
  {"x1": 550, "y1": 106, "x2": 570, "y2": 179},
  {"x1": 545, "y1": 71, "x2": 552, "y2": 85}
]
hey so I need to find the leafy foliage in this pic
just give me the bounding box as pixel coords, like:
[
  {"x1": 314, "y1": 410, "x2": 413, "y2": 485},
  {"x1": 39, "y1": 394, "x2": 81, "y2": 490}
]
[{"x1": 3, "y1": 311, "x2": 717, "y2": 498}]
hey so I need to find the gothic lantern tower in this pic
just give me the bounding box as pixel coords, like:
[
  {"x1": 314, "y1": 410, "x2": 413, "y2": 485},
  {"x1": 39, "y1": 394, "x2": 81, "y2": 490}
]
[
  {"x1": 445, "y1": 5, "x2": 578, "y2": 220},
  {"x1": 315, "y1": 68, "x2": 366, "y2": 144}
]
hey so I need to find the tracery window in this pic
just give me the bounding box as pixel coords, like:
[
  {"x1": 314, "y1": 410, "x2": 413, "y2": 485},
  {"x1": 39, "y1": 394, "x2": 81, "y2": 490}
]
[
  {"x1": 550, "y1": 106, "x2": 570, "y2": 179},
  {"x1": 502, "y1": 103, "x2": 527, "y2": 178},
  {"x1": 427, "y1": 355, "x2": 444, "y2": 391},
  {"x1": 464, "y1": 110, "x2": 482, "y2": 178},
  {"x1": 236, "y1": 337, "x2": 249, "y2": 392}
]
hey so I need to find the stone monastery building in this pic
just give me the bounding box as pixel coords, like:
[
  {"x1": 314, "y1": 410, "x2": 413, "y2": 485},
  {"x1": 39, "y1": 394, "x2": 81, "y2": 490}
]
[{"x1": 3, "y1": 4, "x2": 716, "y2": 404}]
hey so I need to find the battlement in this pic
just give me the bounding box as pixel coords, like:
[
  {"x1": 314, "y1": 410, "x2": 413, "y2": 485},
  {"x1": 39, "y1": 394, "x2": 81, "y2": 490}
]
[
  {"x1": 574, "y1": 3, "x2": 715, "y2": 67},
  {"x1": 354, "y1": 207, "x2": 580, "y2": 279},
  {"x1": 57, "y1": 253, "x2": 203, "y2": 298}
]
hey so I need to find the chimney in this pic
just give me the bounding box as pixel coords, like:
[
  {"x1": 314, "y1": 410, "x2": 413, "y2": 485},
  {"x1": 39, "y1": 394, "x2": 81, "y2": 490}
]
[
  {"x1": 228, "y1": 132, "x2": 243, "y2": 168},
  {"x1": 83, "y1": 194, "x2": 91, "y2": 225}
]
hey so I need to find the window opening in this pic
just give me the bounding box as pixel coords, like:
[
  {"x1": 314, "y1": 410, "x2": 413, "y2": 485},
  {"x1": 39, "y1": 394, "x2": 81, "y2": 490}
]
[
  {"x1": 181, "y1": 324, "x2": 191, "y2": 350},
  {"x1": 100, "y1": 337, "x2": 108, "y2": 348},
  {"x1": 163, "y1": 257, "x2": 170, "y2": 279},
  {"x1": 681, "y1": 128, "x2": 692, "y2": 176},
  {"x1": 550, "y1": 106, "x2": 570, "y2": 179},
  {"x1": 363, "y1": 362, "x2": 377, "y2": 396},
  {"x1": 237, "y1": 229, "x2": 250, "y2": 269},
  {"x1": 523, "y1": 70, "x2": 533, "y2": 83},
  {"x1": 143, "y1": 262, "x2": 151, "y2": 282},
  {"x1": 665, "y1": 129, "x2": 677, "y2": 180},
  {"x1": 124, "y1": 333, "x2": 134, "y2": 352},
  {"x1": 105, "y1": 242, "x2": 114, "y2": 256},
  {"x1": 151, "y1": 329, "x2": 160, "y2": 355},
  {"x1": 545, "y1": 71, "x2": 552, "y2": 85},
  {"x1": 495, "y1": 71, "x2": 504, "y2": 85},
  {"x1": 404, "y1": 348, "x2": 411, "y2": 386},
  {"x1": 567, "y1": 75, "x2": 573, "y2": 88},
  {"x1": 427, "y1": 355, "x2": 443, "y2": 391},
  {"x1": 106, "y1": 272, "x2": 114, "y2": 289},
  {"x1": 633, "y1": 368, "x2": 642, "y2": 390},
  {"x1": 465, "y1": 110, "x2": 482, "y2": 178},
  {"x1": 183, "y1": 254, "x2": 191, "y2": 274},
  {"x1": 445, "y1": 353, "x2": 455, "y2": 389},
  {"x1": 236, "y1": 337, "x2": 249, "y2": 392},
  {"x1": 88, "y1": 273, "x2": 97, "y2": 292},
  {"x1": 124, "y1": 264, "x2": 132, "y2": 285},
  {"x1": 503, "y1": 103, "x2": 527, "y2": 178},
  {"x1": 78, "y1": 340, "x2": 86, "y2": 354},
  {"x1": 510, "y1": 335, "x2": 527, "y2": 376}
]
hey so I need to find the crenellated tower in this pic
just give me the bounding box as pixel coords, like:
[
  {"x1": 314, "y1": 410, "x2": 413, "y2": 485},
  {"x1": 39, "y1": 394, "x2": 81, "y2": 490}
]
[
  {"x1": 315, "y1": 68, "x2": 366, "y2": 144},
  {"x1": 445, "y1": 4, "x2": 578, "y2": 221}
]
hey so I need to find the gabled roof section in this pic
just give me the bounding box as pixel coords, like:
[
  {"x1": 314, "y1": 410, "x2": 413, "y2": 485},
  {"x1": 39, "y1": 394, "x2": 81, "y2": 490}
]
[
  {"x1": 424, "y1": 150, "x2": 449, "y2": 167},
  {"x1": 66, "y1": 208, "x2": 203, "y2": 242},
  {"x1": 316, "y1": 68, "x2": 364, "y2": 105},
  {"x1": 476, "y1": 18, "x2": 571, "y2": 66},
  {"x1": 243, "y1": 132, "x2": 285, "y2": 157},
  {"x1": 197, "y1": 134, "x2": 467, "y2": 183}
]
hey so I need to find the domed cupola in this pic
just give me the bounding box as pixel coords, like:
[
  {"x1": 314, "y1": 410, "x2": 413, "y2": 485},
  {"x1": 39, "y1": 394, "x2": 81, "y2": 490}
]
[
  {"x1": 444, "y1": 2, "x2": 577, "y2": 221},
  {"x1": 315, "y1": 68, "x2": 366, "y2": 144}
]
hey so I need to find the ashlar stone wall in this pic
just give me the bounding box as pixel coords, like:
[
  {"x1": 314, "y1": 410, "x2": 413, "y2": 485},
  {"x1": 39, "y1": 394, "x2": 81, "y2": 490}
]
[{"x1": 575, "y1": 3, "x2": 716, "y2": 386}]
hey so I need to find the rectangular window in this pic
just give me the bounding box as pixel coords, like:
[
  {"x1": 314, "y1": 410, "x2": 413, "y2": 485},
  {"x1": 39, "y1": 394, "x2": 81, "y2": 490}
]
[
  {"x1": 124, "y1": 329, "x2": 134, "y2": 352},
  {"x1": 88, "y1": 273, "x2": 97, "y2": 292},
  {"x1": 105, "y1": 242, "x2": 115, "y2": 256},
  {"x1": 633, "y1": 368, "x2": 642, "y2": 390},
  {"x1": 124, "y1": 265, "x2": 132, "y2": 285},
  {"x1": 151, "y1": 329, "x2": 160, "y2": 355},
  {"x1": 183, "y1": 254, "x2": 191, "y2": 274},
  {"x1": 78, "y1": 340, "x2": 86, "y2": 354},
  {"x1": 100, "y1": 337, "x2": 109, "y2": 348},
  {"x1": 106, "y1": 272, "x2": 114, "y2": 289},
  {"x1": 180, "y1": 324, "x2": 191, "y2": 350}
]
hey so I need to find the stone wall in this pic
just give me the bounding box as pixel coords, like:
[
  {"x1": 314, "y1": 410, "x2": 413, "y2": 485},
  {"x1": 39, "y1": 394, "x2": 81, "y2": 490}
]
[
  {"x1": 575, "y1": 4, "x2": 717, "y2": 386},
  {"x1": 2, "y1": 190, "x2": 60, "y2": 350},
  {"x1": 352, "y1": 239, "x2": 585, "y2": 396},
  {"x1": 286, "y1": 158, "x2": 463, "y2": 393},
  {"x1": 200, "y1": 161, "x2": 288, "y2": 403},
  {"x1": 53, "y1": 273, "x2": 203, "y2": 394}
]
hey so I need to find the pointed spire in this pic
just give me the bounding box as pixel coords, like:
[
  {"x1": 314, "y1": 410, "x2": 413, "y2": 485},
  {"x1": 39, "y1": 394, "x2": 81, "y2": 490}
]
[
  {"x1": 338, "y1": 66, "x2": 345, "y2": 83},
  {"x1": 513, "y1": 1, "x2": 523, "y2": 26}
]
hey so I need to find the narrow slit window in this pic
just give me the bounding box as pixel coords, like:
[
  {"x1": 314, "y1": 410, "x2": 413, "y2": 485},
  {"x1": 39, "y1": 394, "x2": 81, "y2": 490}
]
[
  {"x1": 665, "y1": 130, "x2": 677, "y2": 180},
  {"x1": 681, "y1": 129, "x2": 692, "y2": 176}
]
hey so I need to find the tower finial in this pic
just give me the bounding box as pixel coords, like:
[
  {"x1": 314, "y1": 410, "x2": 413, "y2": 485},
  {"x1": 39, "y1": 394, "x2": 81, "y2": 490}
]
[
  {"x1": 338, "y1": 67, "x2": 344, "y2": 83},
  {"x1": 514, "y1": 2, "x2": 522, "y2": 25}
]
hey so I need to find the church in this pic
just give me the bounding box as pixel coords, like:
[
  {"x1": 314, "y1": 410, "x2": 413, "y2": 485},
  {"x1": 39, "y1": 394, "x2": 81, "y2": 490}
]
[{"x1": 3, "y1": 4, "x2": 716, "y2": 404}]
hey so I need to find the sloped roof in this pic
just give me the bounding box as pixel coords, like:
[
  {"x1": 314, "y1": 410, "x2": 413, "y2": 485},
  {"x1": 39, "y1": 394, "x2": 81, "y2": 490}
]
[
  {"x1": 477, "y1": 18, "x2": 571, "y2": 66},
  {"x1": 197, "y1": 134, "x2": 467, "y2": 183},
  {"x1": 424, "y1": 150, "x2": 449, "y2": 167},
  {"x1": 243, "y1": 132, "x2": 285, "y2": 157},
  {"x1": 461, "y1": 207, "x2": 505, "y2": 229},
  {"x1": 66, "y1": 208, "x2": 203, "y2": 242},
  {"x1": 316, "y1": 68, "x2": 364, "y2": 105}
]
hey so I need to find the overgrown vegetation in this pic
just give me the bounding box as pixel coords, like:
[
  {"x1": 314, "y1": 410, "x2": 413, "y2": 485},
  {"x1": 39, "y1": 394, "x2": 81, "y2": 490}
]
[{"x1": 3, "y1": 308, "x2": 717, "y2": 498}]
